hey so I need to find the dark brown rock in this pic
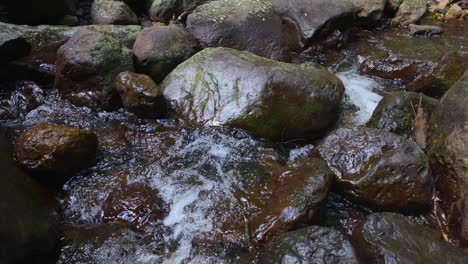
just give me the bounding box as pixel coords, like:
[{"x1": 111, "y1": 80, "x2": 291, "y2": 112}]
[
  {"x1": 14, "y1": 124, "x2": 98, "y2": 175},
  {"x1": 115, "y1": 71, "x2": 167, "y2": 118},
  {"x1": 318, "y1": 127, "x2": 432, "y2": 209}
]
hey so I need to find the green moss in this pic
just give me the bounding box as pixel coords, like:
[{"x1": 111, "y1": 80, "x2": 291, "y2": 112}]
[{"x1": 304, "y1": 101, "x2": 322, "y2": 114}]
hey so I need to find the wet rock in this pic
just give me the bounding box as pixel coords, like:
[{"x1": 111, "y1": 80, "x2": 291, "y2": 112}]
[
  {"x1": 367, "y1": 92, "x2": 438, "y2": 139},
  {"x1": 91, "y1": 0, "x2": 139, "y2": 25},
  {"x1": 162, "y1": 47, "x2": 344, "y2": 141},
  {"x1": 428, "y1": 70, "x2": 468, "y2": 246},
  {"x1": 186, "y1": 0, "x2": 291, "y2": 61},
  {"x1": 55, "y1": 27, "x2": 134, "y2": 110},
  {"x1": 258, "y1": 226, "x2": 359, "y2": 264},
  {"x1": 243, "y1": 158, "x2": 333, "y2": 242},
  {"x1": 0, "y1": 22, "x2": 141, "y2": 84},
  {"x1": 149, "y1": 0, "x2": 211, "y2": 21},
  {"x1": 392, "y1": 0, "x2": 427, "y2": 24},
  {"x1": 3, "y1": 0, "x2": 78, "y2": 24},
  {"x1": 115, "y1": 71, "x2": 167, "y2": 118},
  {"x1": 354, "y1": 213, "x2": 466, "y2": 263},
  {"x1": 272, "y1": 0, "x2": 356, "y2": 43},
  {"x1": 408, "y1": 24, "x2": 444, "y2": 36},
  {"x1": 14, "y1": 124, "x2": 98, "y2": 175},
  {"x1": 360, "y1": 56, "x2": 439, "y2": 93},
  {"x1": 133, "y1": 25, "x2": 198, "y2": 82},
  {"x1": 0, "y1": 130, "x2": 58, "y2": 263},
  {"x1": 102, "y1": 183, "x2": 166, "y2": 230},
  {"x1": 318, "y1": 127, "x2": 432, "y2": 209},
  {"x1": 0, "y1": 26, "x2": 30, "y2": 64}
]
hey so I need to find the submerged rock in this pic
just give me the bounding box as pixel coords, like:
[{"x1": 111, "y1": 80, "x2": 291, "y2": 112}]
[
  {"x1": 367, "y1": 92, "x2": 438, "y2": 139},
  {"x1": 133, "y1": 25, "x2": 199, "y2": 82},
  {"x1": 102, "y1": 182, "x2": 166, "y2": 230},
  {"x1": 115, "y1": 71, "x2": 167, "y2": 118},
  {"x1": 14, "y1": 124, "x2": 98, "y2": 175},
  {"x1": 258, "y1": 226, "x2": 359, "y2": 264},
  {"x1": 55, "y1": 27, "x2": 134, "y2": 110},
  {"x1": 186, "y1": 0, "x2": 291, "y2": 61},
  {"x1": 318, "y1": 127, "x2": 432, "y2": 209},
  {"x1": 162, "y1": 47, "x2": 344, "y2": 141},
  {"x1": 354, "y1": 213, "x2": 466, "y2": 263},
  {"x1": 91, "y1": 0, "x2": 139, "y2": 25},
  {"x1": 428, "y1": 70, "x2": 468, "y2": 245},
  {"x1": 0, "y1": 131, "x2": 58, "y2": 263}
]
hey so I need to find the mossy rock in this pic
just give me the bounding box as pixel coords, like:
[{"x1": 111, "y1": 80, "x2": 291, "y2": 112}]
[{"x1": 162, "y1": 47, "x2": 344, "y2": 142}]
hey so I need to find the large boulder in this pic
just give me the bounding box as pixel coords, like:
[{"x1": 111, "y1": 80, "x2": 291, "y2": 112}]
[
  {"x1": 115, "y1": 71, "x2": 168, "y2": 118},
  {"x1": 55, "y1": 27, "x2": 134, "y2": 110},
  {"x1": 14, "y1": 124, "x2": 98, "y2": 176},
  {"x1": 91, "y1": 0, "x2": 139, "y2": 25},
  {"x1": 354, "y1": 213, "x2": 466, "y2": 263},
  {"x1": 0, "y1": 130, "x2": 58, "y2": 263},
  {"x1": 133, "y1": 25, "x2": 199, "y2": 82},
  {"x1": 367, "y1": 92, "x2": 438, "y2": 140},
  {"x1": 318, "y1": 127, "x2": 432, "y2": 209},
  {"x1": 3, "y1": 0, "x2": 78, "y2": 24},
  {"x1": 162, "y1": 47, "x2": 344, "y2": 141},
  {"x1": 186, "y1": 0, "x2": 291, "y2": 61},
  {"x1": 258, "y1": 226, "x2": 359, "y2": 264},
  {"x1": 428, "y1": 70, "x2": 468, "y2": 246}
]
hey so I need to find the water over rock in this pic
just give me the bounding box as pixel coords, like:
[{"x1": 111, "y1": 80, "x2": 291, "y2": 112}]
[
  {"x1": 318, "y1": 127, "x2": 432, "y2": 209},
  {"x1": 258, "y1": 226, "x2": 359, "y2": 264},
  {"x1": 162, "y1": 47, "x2": 344, "y2": 141}
]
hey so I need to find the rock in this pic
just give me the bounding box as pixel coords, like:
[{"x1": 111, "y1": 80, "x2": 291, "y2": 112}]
[
  {"x1": 102, "y1": 182, "x2": 166, "y2": 230},
  {"x1": 0, "y1": 22, "x2": 141, "y2": 84},
  {"x1": 149, "y1": 0, "x2": 211, "y2": 21},
  {"x1": 428, "y1": 70, "x2": 468, "y2": 245},
  {"x1": 318, "y1": 127, "x2": 432, "y2": 209},
  {"x1": 408, "y1": 24, "x2": 444, "y2": 36},
  {"x1": 352, "y1": 0, "x2": 388, "y2": 23},
  {"x1": 0, "y1": 130, "x2": 58, "y2": 263},
  {"x1": 392, "y1": 0, "x2": 427, "y2": 25},
  {"x1": 0, "y1": 26, "x2": 30, "y2": 64},
  {"x1": 91, "y1": 0, "x2": 139, "y2": 25},
  {"x1": 3, "y1": 0, "x2": 78, "y2": 24},
  {"x1": 244, "y1": 158, "x2": 333, "y2": 242},
  {"x1": 258, "y1": 226, "x2": 359, "y2": 264},
  {"x1": 367, "y1": 92, "x2": 438, "y2": 139},
  {"x1": 14, "y1": 124, "x2": 98, "y2": 175},
  {"x1": 445, "y1": 4, "x2": 463, "y2": 20},
  {"x1": 271, "y1": 0, "x2": 356, "y2": 42},
  {"x1": 186, "y1": 0, "x2": 291, "y2": 61},
  {"x1": 354, "y1": 213, "x2": 466, "y2": 263},
  {"x1": 359, "y1": 56, "x2": 439, "y2": 94},
  {"x1": 386, "y1": 0, "x2": 403, "y2": 13},
  {"x1": 133, "y1": 25, "x2": 199, "y2": 82},
  {"x1": 162, "y1": 47, "x2": 344, "y2": 141},
  {"x1": 55, "y1": 27, "x2": 134, "y2": 110},
  {"x1": 115, "y1": 71, "x2": 168, "y2": 118}
]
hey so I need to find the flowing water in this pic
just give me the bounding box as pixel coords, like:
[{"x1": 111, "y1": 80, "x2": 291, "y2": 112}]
[{"x1": 1, "y1": 18, "x2": 466, "y2": 263}]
